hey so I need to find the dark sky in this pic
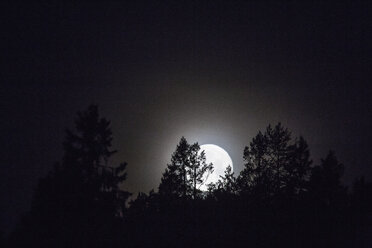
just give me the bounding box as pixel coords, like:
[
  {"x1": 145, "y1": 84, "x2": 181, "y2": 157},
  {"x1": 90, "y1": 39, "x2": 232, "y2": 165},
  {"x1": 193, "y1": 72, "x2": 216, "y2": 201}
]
[{"x1": 1, "y1": 1, "x2": 371, "y2": 234}]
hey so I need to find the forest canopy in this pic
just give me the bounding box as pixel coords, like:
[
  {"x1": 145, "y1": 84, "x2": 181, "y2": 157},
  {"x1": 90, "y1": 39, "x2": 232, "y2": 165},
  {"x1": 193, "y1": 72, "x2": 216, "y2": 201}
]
[{"x1": 5, "y1": 105, "x2": 372, "y2": 248}]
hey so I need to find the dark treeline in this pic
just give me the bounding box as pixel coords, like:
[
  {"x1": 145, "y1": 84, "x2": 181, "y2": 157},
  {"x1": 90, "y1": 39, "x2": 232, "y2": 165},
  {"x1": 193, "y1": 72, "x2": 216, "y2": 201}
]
[{"x1": 4, "y1": 105, "x2": 372, "y2": 248}]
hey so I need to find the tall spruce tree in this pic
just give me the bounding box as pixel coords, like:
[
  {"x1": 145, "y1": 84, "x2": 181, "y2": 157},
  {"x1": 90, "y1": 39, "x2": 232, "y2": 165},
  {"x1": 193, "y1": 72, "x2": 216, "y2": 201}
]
[
  {"x1": 10, "y1": 105, "x2": 130, "y2": 248},
  {"x1": 61, "y1": 105, "x2": 130, "y2": 216}
]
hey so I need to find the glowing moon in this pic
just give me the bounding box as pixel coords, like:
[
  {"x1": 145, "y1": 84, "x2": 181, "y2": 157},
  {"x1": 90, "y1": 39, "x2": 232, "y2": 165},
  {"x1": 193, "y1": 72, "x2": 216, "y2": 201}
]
[{"x1": 199, "y1": 144, "x2": 233, "y2": 191}]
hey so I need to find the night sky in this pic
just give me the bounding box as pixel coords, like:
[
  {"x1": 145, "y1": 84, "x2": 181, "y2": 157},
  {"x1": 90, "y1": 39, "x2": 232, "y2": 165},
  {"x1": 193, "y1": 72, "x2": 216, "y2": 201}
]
[{"x1": 1, "y1": 1, "x2": 371, "y2": 234}]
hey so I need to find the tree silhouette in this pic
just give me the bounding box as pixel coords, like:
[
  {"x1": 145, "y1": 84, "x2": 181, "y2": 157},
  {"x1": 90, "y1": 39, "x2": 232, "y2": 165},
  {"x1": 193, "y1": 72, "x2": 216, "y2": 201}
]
[
  {"x1": 205, "y1": 165, "x2": 239, "y2": 217},
  {"x1": 218, "y1": 165, "x2": 237, "y2": 193},
  {"x1": 159, "y1": 137, "x2": 213, "y2": 199},
  {"x1": 308, "y1": 150, "x2": 347, "y2": 207},
  {"x1": 305, "y1": 151, "x2": 349, "y2": 248},
  {"x1": 352, "y1": 176, "x2": 372, "y2": 214},
  {"x1": 208, "y1": 165, "x2": 237, "y2": 200},
  {"x1": 158, "y1": 137, "x2": 189, "y2": 198},
  {"x1": 159, "y1": 137, "x2": 191, "y2": 198},
  {"x1": 61, "y1": 105, "x2": 130, "y2": 216},
  {"x1": 8, "y1": 105, "x2": 130, "y2": 248},
  {"x1": 7, "y1": 118, "x2": 370, "y2": 248},
  {"x1": 188, "y1": 143, "x2": 213, "y2": 199},
  {"x1": 237, "y1": 123, "x2": 312, "y2": 200}
]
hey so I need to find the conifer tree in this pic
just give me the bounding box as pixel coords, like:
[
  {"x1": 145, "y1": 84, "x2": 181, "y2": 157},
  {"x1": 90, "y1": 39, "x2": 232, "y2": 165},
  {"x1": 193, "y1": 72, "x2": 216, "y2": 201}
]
[
  {"x1": 159, "y1": 137, "x2": 213, "y2": 199},
  {"x1": 238, "y1": 123, "x2": 312, "y2": 198},
  {"x1": 11, "y1": 105, "x2": 130, "y2": 248}
]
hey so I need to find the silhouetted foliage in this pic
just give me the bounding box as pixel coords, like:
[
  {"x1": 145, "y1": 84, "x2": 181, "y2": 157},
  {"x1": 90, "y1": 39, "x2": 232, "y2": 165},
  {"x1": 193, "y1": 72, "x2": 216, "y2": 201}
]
[
  {"x1": 8, "y1": 105, "x2": 130, "y2": 248},
  {"x1": 352, "y1": 176, "x2": 372, "y2": 214},
  {"x1": 158, "y1": 137, "x2": 212, "y2": 199},
  {"x1": 188, "y1": 143, "x2": 213, "y2": 199},
  {"x1": 237, "y1": 123, "x2": 312, "y2": 201},
  {"x1": 308, "y1": 150, "x2": 347, "y2": 207},
  {"x1": 8, "y1": 120, "x2": 372, "y2": 248},
  {"x1": 159, "y1": 137, "x2": 189, "y2": 198},
  {"x1": 302, "y1": 151, "x2": 350, "y2": 248},
  {"x1": 207, "y1": 165, "x2": 237, "y2": 201}
]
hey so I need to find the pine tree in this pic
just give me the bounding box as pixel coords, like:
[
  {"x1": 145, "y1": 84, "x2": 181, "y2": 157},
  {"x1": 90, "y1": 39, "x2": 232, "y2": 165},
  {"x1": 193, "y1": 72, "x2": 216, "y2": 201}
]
[
  {"x1": 237, "y1": 123, "x2": 312, "y2": 198},
  {"x1": 159, "y1": 137, "x2": 213, "y2": 199},
  {"x1": 217, "y1": 165, "x2": 237, "y2": 194},
  {"x1": 188, "y1": 143, "x2": 213, "y2": 199},
  {"x1": 159, "y1": 137, "x2": 190, "y2": 198},
  {"x1": 207, "y1": 165, "x2": 237, "y2": 201}
]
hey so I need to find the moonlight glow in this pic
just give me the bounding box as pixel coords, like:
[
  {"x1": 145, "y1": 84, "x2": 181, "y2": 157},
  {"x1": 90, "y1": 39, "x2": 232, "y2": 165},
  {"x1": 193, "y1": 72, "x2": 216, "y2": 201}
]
[{"x1": 199, "y1": 144, "x2": 233, "y2": 191}]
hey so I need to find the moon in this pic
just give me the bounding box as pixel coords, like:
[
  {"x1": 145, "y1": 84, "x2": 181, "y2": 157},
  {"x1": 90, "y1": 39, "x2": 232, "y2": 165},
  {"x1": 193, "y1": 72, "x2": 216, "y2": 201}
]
[{"x1": 199, "y1": 144, "x2": 233, "y2": 191}]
